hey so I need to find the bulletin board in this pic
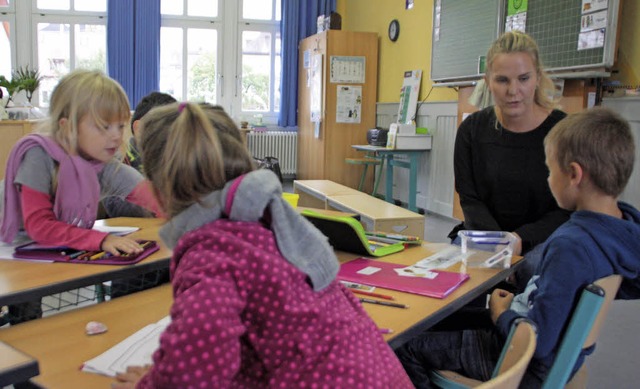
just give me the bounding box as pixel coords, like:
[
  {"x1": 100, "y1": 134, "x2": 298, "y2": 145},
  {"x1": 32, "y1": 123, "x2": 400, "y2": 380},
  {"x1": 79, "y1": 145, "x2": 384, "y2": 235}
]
[{"x1": 430, "y1": 0, "x2": 621, "y2": 84}]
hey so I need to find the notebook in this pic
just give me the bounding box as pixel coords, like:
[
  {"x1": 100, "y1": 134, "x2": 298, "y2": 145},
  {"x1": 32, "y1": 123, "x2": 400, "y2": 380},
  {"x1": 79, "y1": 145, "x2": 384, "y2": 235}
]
[
  {"x1": 338, "y1": 257, "x2": 470, "y2": 299},
  {"x1": 13, "y1": 240, "x2": 159, "y2": 265},
  {"x1": 301, "y1": 209, "x2": 405, "y2": 257}
]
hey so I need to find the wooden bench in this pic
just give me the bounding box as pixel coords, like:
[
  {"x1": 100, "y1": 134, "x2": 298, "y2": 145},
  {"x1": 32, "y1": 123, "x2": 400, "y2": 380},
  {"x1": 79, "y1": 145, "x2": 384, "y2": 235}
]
[{"x1": 294, "y1": 180, "x2": 425, "y2": 239}]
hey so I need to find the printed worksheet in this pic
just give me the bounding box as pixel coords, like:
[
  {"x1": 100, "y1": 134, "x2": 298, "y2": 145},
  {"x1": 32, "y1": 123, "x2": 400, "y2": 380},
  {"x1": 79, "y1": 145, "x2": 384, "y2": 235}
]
[{"x1": 82, "y1": 316, "x2": 170, "y2": 377}]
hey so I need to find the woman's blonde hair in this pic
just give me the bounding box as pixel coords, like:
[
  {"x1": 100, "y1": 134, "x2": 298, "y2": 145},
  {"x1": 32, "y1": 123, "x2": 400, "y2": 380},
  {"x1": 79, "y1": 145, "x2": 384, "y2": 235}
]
[
  {"x1": 486, "y1": 30, "x2": 556, "y2": 110},
  {"x1": 140, "y1": 102, "x2": 254, "y2": 217},
  {"x1": 43, "y1": 69, "x2": 131, "y2": 154}
]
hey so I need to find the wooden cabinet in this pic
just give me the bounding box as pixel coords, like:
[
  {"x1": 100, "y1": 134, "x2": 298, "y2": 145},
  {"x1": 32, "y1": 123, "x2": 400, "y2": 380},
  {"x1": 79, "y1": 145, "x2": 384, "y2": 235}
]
[
  {"x1": 0, "y1": 120, "x2": 41, "y2": 180},
  {"x1": 297, "y1": 30, "x2": 378, "y2": 192}
]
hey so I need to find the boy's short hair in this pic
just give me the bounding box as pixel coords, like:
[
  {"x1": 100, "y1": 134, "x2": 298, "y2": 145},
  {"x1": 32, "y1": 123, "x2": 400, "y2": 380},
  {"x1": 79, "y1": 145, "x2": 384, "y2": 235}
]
[
  {"x1": 131, "y1": 92, "x2": 177, "y2": 123},
  {"x1": 545, "y1": 106, "x2": 635, "y2": 197}
]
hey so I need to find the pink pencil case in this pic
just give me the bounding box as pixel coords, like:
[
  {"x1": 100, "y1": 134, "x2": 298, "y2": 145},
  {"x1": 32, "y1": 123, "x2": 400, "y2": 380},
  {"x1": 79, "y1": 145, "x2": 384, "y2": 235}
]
[{"x1": 13, "y1": 240, "x2": 160, "y2": 265}]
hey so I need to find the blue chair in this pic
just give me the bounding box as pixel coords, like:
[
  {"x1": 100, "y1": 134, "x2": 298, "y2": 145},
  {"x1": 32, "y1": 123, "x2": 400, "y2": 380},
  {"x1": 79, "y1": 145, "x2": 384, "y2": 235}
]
[
  {"x1": 430, "y1": 318, "x2": 537, "y2": 389},
  {"x1": 430, "y1": 274, "x2": 622, "y2": 389},
  {"x1": 543, "y1": 274, "x2": 622, "y2": 389}
]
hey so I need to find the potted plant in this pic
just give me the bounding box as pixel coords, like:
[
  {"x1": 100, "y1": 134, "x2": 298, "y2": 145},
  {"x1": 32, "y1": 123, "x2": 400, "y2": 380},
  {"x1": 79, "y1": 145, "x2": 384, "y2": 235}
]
[
  {"x1": 0, "y1": 74, "x2": 24, "y2": 108},
  {"x1": 12, "y1": 66, "x2": 42, "y2": 105}
]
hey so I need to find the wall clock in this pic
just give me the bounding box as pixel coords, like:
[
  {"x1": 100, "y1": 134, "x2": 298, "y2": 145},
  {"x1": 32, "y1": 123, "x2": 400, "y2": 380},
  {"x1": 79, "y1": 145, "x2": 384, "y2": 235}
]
[{"x1": 388, "y1": 19, "x2": 400, "y2": 42}]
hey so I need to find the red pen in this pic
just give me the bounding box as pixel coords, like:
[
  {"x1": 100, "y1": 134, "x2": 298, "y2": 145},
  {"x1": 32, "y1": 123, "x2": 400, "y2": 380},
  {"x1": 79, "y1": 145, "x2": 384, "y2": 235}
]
[{"x1": 349, "y1": 288, "x2": 395, "y2": 301}]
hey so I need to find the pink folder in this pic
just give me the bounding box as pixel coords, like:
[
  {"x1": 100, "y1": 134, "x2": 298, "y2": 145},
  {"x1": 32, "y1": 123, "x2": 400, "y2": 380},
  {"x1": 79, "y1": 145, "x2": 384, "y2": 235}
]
[{"x1": 338, "y1": 257, "x2": 470, "y2": 299}]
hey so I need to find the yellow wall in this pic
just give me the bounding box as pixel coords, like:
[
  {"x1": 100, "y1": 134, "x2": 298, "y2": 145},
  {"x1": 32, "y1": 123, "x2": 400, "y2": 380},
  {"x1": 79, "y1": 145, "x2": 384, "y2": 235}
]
[
  {"x1": 337, "y1": 0, "x2": 640, "y2": 103},
  {"x1": 337, "y1": 0, "x2": 457, "y2": 103},
  {"x1": 611, "y1": 0, "x2": 640, "y2": 86}
]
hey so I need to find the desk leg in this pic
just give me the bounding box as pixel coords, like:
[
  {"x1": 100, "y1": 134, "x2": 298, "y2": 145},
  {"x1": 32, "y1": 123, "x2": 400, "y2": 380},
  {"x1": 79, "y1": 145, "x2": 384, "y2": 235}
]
[
  {"x1": 408, "y1": 154, "x2": 419, "y2": 212},
  {"x1": 385, "y1": 155, "x2": 394, "y2": 205}
]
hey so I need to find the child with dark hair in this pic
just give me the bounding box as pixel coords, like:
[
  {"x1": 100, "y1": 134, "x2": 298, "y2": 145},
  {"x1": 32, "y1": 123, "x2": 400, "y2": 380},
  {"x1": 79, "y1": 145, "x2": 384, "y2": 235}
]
[{"x1": 124, "y1": 91, "x2": 177, "y2": 173}]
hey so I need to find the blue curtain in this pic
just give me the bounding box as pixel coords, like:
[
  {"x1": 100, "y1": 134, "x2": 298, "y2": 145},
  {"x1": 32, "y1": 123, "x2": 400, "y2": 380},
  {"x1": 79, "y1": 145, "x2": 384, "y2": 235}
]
[
  {"x1": 279, "y1": 0, "x2": 336, "y2": 128},
  {"x1": 107, "y1": 0, "x2": 161, "y2": 107}
]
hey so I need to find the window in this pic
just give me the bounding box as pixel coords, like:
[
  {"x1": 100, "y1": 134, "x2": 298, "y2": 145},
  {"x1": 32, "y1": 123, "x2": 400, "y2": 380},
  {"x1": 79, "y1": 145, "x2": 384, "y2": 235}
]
[
  {"x1": 33, "y1": 1, "x2": 107, "y2": 105},
  {"x1": 0, "y1": 0, "x2": 15, "y2": 79},
  {"x1": 160, "y1": 0, "x2": 281, "y2": 124}
]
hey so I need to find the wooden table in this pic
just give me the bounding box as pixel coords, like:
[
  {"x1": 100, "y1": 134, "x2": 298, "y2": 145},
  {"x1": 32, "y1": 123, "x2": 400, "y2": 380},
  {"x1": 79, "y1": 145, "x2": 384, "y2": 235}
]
[
  {"x1": 0, "y1": 243, "x2": 520, "y2": 388},
  {"x1": 0, "y1": 284, "x2": 171, "y2": 389},
  {"x1": 0, "y1": 217, "x2": 171, "y2": 307},
  {"x1": 336, "y1": 243, "x2": 521, "y2": 349},
  {"x1": 352, "y1": 145, "x2": 429, "y2": 212},
  {"x1": 0, "y1": 341, "x2": 39, "y2": 387}
]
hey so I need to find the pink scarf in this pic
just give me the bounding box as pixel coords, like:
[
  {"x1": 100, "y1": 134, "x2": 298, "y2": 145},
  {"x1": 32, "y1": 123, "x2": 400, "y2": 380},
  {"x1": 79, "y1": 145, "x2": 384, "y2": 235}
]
[{"x1": 1, "y1": 134, "x2": 104, "y2": 243}]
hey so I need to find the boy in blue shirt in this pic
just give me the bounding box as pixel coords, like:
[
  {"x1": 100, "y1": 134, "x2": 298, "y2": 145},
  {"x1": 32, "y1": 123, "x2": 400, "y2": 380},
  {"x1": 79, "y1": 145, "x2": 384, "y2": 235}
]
[{"x1": 397, "y1": 107, "x2": 640, "y2": 388}]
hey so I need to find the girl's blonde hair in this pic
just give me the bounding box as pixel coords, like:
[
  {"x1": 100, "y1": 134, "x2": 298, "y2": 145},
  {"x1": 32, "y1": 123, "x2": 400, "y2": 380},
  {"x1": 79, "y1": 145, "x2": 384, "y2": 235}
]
[
  {"x1": 44, "y1": 69, "x2": 131, "y2": 154},
  {"x1": 140, "y1": 102, "x2": 254, "y2": 217},
  {"x1": 486, "y1": 31, "x2": 556, "y2": 110}
]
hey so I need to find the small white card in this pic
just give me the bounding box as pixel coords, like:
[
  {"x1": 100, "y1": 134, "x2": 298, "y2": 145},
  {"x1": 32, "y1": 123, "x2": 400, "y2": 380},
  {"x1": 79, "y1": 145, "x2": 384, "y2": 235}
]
[{"x1": 356, "y1": 266, "x2": 381, "y2": 275}]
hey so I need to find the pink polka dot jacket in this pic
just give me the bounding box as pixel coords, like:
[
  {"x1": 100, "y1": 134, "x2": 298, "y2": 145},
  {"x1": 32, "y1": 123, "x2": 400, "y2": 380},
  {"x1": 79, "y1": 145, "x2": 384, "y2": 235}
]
[{"x1": 136, "y1": 218, "x2": 413, "y2": 388}]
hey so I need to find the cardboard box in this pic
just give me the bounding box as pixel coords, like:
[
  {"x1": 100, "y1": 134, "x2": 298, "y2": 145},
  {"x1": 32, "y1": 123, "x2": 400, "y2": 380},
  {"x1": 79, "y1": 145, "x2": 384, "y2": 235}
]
[{"x1": 395, "y1": 134, "x2": 432, "y2": 150}]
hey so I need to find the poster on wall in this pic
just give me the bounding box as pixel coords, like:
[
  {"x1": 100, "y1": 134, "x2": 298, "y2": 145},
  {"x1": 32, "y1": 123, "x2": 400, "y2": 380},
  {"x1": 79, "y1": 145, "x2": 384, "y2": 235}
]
[
  {"x1": 505, "y1": 0, "x2": 528, "y2": 32},
  {"x1": 330, "y1": 56, "x2": 365, "y2": 84},
  {"x1": 578, "y1": 0, "x2": 607, "y2": 50},
  {"x1": 309, "y1": 54, "x2": 323, "y2": 138},
  {"x1": 397, "y1": 70, "x2": 422, "y2": 124},
  {"x1": 336, "y1": 85, "x2": 362, "y2": 124}
]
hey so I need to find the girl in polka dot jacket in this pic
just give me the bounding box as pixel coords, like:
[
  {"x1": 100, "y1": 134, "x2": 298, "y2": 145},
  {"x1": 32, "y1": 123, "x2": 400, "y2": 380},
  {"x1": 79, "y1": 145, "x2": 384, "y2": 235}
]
[{"x1": 112, "y1": 102, "x2": 413, "y2": 389}]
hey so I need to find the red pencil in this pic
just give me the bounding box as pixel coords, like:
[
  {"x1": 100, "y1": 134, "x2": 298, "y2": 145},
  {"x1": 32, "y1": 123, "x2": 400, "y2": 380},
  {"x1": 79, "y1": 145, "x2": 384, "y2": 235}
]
[{"x1": 348, "y1": 288, "x2": 395, "y2": 301}]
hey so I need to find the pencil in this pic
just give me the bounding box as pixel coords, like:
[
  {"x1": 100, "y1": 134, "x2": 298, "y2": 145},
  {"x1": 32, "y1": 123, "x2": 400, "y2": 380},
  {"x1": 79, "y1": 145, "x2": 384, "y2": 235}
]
[
  {"x1": 349, "y1": 288, "x2": 395, "y2": 301},
  {"x1": 89, "y1": 251, "x2": 106, "y2": 260},
  {"x1": 359, "y1": 297, "x2": 409, "y2": 309}
]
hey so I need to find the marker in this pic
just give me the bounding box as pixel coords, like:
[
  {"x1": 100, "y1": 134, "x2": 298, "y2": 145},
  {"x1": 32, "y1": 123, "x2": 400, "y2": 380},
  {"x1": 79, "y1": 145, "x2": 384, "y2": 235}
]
[
  {"x1": 365, "y1": 232, "x2": 420, "y2": 241},
  {"x1": 359, "y1": 297, "x2": 408, "y2": 309},
  {"x1": 378, "y1": 328, "x2": 394, "y2": 334},
  {"x1": 69, "y1": 250, "x2": 87, "y2": 260}
]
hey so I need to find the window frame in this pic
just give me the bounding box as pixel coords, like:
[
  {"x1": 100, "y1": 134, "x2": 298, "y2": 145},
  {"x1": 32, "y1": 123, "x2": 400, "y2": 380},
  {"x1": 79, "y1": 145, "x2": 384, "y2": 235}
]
[
  {"x1": 0, "y1": 11, "x2": 17, "y2": 75},
  {"x1": 160, "y1": 16, "x2": 224, "y2": 106},
  {"x1": 236, "y1": 20, "x2": 281, "y2": 123},
  {"x1": 160, "y1": 0, "x2": 281, "y2": 125}
]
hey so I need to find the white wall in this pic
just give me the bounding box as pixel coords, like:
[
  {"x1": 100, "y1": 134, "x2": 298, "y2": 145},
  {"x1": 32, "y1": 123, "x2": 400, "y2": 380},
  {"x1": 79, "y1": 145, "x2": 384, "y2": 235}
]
[
  {"x1": 375, "y1": 101, "x2": 458, "y2": 217},
  {"x1": 602, "y1": 96, "x2": 640, "y2": 208}
]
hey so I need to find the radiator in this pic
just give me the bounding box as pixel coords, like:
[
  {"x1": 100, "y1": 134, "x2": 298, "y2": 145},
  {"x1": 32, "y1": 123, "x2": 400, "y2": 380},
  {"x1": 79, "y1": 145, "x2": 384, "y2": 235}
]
[{"x1": 246, "y1": 131, "x2": 298, "y2": 175}]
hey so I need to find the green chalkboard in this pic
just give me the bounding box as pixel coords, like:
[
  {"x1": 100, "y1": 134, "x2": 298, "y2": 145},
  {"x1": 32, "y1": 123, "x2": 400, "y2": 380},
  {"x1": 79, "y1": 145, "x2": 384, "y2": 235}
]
[
  {"x1": 525, "y1": 0, "x2": 620, "y2": 72},
  {"x1": 431, "y1": 0, "x2": 502, "y2": 83},
  {"x1": 431, "y1": 0, "x2": 620, "y2": 83}
]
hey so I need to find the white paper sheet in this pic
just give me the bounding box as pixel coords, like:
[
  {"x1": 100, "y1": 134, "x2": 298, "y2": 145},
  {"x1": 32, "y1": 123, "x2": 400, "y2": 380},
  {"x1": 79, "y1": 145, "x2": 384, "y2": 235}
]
[
  {"x1": 91, "y1": 225, "x2": 140, "y2": 236},
  {"x1": 82, "y1": 316, "x2": 171, "y2": 377}
]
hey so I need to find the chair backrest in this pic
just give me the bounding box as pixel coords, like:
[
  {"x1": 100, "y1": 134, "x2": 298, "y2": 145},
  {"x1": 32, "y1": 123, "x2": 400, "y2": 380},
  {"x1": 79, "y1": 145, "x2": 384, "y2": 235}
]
[
  {"x1": 541, "y1": 274, "x2": 622, "y2": 389},
  {"x1": 476, "y1": 319, "x2": 538, "y2": 389}
]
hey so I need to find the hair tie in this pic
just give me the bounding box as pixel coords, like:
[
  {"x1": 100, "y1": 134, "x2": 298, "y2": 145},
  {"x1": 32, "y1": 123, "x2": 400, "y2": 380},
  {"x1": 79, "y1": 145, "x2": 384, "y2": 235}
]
[{"x1": 178, "y1": 102, "x2": 187, "y2": 113}]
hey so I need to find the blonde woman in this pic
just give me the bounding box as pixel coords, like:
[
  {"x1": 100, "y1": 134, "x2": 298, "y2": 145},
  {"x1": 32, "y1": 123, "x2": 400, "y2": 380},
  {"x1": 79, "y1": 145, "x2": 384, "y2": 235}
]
[{"x1": 449, "y1": 31, "x2": 570, "y2": 288}]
